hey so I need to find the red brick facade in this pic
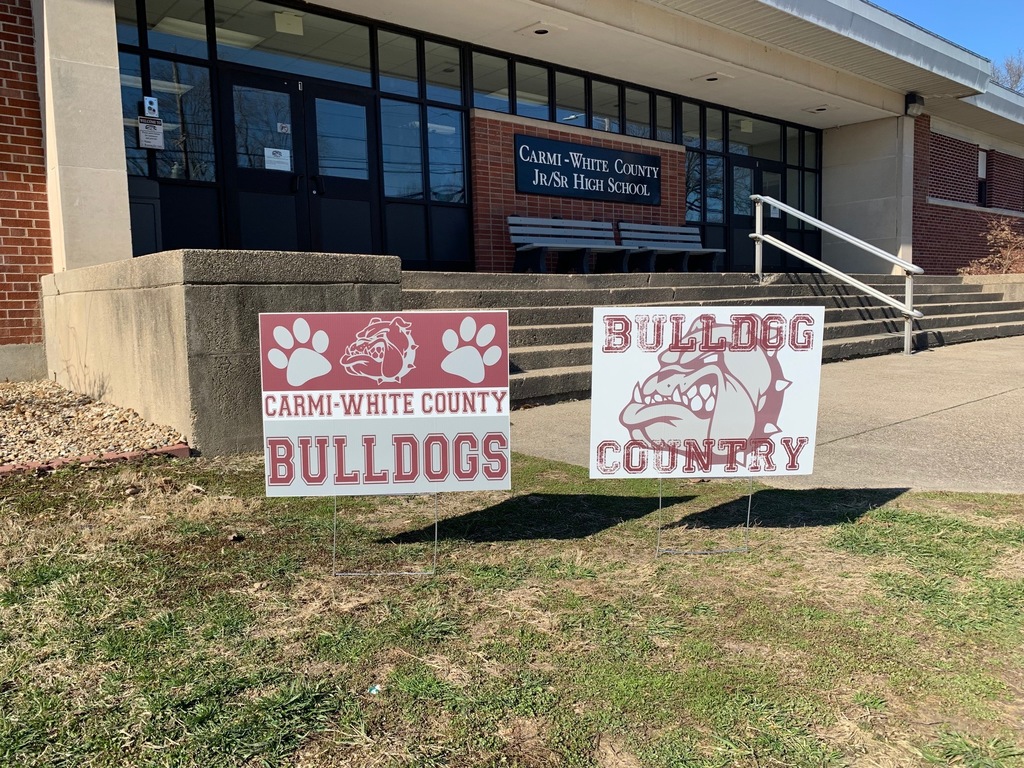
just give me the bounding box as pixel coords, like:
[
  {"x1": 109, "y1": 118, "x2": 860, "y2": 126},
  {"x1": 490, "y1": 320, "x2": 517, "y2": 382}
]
[
  {"x1": 469, "y1": 113, "x2": 687, "y2": 272},
  {"x1": 987, "y1": 151, "x2": 1024, "y2": 212},
  {"x1": 912, "y1": 115, "x2": 1024, "y2": 274},
  {"x1": 0, "y1": 0, "x2": 49, "y2": 347}
]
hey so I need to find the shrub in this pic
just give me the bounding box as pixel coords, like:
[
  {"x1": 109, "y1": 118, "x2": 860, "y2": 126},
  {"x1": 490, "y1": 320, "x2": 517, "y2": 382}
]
[{"x1": 958, "y1": 216, "x2": 1024, "y2": 274}]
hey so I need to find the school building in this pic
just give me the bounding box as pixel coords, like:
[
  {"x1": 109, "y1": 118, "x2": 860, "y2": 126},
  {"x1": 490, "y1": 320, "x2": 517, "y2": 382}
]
[{"x1": 2, "y1": 0, "x2": 1023, "y2": 451}]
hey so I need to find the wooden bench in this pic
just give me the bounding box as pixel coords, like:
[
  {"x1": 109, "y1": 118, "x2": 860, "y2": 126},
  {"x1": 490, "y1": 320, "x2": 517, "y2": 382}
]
[
  {"x1": 508, "y1": 216, "x2": 630, "y2": 273},
  {"x1": 618, "y1": 223, "x2": 726, "y2": 272}
]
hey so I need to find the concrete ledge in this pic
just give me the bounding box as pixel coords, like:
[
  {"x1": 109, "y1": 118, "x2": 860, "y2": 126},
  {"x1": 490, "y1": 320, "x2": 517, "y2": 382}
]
[
  {"x1": 960, "y1": 274, "x2": 1024, "y2": 302},
  {"x1": 0, "y1": 343, "x2": 46, "y2": 381},
  {"x1": 43, "y1": 250, "x2": 402, "y2": 455}
]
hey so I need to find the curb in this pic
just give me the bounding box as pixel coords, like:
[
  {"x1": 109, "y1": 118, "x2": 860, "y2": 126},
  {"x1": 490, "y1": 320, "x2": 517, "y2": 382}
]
[{"x1": 0, "y1": 442, "x2": 192, "y2": 477}]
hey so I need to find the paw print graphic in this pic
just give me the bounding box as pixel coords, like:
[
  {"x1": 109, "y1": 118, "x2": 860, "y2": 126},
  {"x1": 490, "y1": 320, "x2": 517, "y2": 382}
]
[
  {"x1": 267, "y1": 317, "x2": 332, "y2": 387},
  {"x1": 441, "y1": 317, "x2": 503, "y2": 384}
]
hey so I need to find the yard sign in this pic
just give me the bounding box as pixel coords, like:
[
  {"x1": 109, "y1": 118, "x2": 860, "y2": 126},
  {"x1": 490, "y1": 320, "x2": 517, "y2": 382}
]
[
  {"x1": 260, "y1": 311, "x2": 510, "y2": 496},
  {"x1": 590, "y1": 307, "x2": 824, "y2": 479}
]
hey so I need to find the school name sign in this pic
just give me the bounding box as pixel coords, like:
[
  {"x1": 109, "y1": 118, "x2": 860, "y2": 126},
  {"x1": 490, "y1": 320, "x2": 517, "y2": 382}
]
[
  {"x1": 514, "y1": 135, "x2": 661, "y2": 205},
  {"x1": 590, "y1": 307, "x2": 824, "y2": 479},
  {"x1": 260, "y1": 311, "x2": 510, "y2": 496}
]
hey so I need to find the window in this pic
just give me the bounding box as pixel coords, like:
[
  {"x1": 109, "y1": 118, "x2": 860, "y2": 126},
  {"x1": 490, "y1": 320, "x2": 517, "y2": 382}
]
[
  {"x1": 624, "y1": 88, "x2": 650, "y2": 138},
  {"x1": 681, "y1": 101, "x2": 701, "y2": 148},
  {"x1": 978, "y1": 150, "x2": 988, "y2": 207},
  {"x1": 473, "y1": 53, "x2": 509, "y2": 113},
  {"x1": 655, "y1": 95, "x2": 673, "y2": 143},
  {"x1": 424, "y1": 42, "x2": 462, "y2": 104},
  {"x1": 381, "y1": 99, "x2": 423, "y2": 198},
  {"x1": 119, "y1": 52, "x2": 148, "y2": 176},
  {"x1": 590, "y1": 80, "x2": 619, "y2": 132},
  {"x1": 151, "y1": 59, "x2": 215, "y2": 181},
  {"x1": 515, "y1": 62, "x2": 549, "y2": 120},
  {"x1": 554, "y1": 71, "x2": 586, "y2": 127},
  {"x1": 378, "y1": 31, "x2": 419, "y2": 97},
  {"x1": 146, "y1": 0, "x2": 208, "y2": 58},
  {"x1": 729, "y1": 115, "x2": 781, "y2": 161},
  {"x1": 214, "y1": 1, "x2": 372, "y2": 86},
  {"x1": 427, "y1": 107, "x2": 465, "y2": 202}
]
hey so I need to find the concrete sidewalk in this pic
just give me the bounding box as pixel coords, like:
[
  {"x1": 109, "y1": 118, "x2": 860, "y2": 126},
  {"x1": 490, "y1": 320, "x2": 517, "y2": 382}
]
[{"x1": 510, "y1": 335, "x2": 1024, "y2": 495}]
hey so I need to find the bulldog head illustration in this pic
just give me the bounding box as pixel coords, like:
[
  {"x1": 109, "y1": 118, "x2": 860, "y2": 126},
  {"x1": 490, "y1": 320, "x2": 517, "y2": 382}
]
[
  {"x1": 340, "y1": 317, "x2": 417, "y2": 383},
  {"x1": 619, "y1": 318, "x2": 790, "y2": 465}
]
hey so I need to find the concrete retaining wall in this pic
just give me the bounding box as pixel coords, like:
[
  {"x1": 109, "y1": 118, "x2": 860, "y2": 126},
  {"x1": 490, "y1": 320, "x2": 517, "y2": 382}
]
[
  {"x1": 42, "y1": 250, "x2": 401, "y2": 455},
  {"x1": 960, "y1": 274, "x2": 1024, "y2": 302}
]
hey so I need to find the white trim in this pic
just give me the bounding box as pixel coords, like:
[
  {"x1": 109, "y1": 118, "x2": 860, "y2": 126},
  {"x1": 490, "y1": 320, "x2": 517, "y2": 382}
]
[
  {"x1": 929, "y1": 117, "x2": 1024, "y2": 159},
  {"x1": 926, "y1": 196, "x2": 1024, "y2": 220}
]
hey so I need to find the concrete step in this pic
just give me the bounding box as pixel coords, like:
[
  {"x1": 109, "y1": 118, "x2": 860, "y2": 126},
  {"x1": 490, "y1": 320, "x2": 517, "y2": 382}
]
[
  {"x1": 403, "y1": 283, "x2": 994, "y2": 311},
  {"x1": 510, "y1": 364, "x2": 591, "y2": 402},
  {"x1": 825, "y1": 309, "x2": 1024, "y2": 340}
]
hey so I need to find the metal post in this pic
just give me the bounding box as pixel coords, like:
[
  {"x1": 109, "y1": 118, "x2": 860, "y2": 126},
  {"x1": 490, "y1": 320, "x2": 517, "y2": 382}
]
[
  {"x1": 754, "y1": 197, "x2": 764, "y2": 281},
  {"x1": 904, "y1": 271, "x2": 915, "y2": 355}
]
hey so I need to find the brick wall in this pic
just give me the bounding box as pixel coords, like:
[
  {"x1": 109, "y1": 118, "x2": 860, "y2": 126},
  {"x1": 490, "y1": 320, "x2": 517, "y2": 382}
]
[
  {"x1": 470, "y1": 113, "x2": 686, "y2": 272},
  {"x1": 987, "y1": 150, "x2": 1024, "y2": 212},
  {"x1": 0, "y1": 0, "x2": 49, "y2": 347},
  {"x1": 926, "y1": 130, "x2": 978, "y2": 205},
  {"x1": 912, "y1": 115, "x2": 1024, "y2": 274}
]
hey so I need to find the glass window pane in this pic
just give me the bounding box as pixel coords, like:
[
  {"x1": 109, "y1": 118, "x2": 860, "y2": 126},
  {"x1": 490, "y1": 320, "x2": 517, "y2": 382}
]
[
  {"x1": 685, "y1": 151, "x2": 702, "y2": 222},
  {"x1": 115, "y1": 0, "x2": 139, "y2": 46},
  {"x1": 729, "y1": 115, "x2": 781, "y2": 161},
  {"x1": 427, "y1": 107, "x2": 464, "y2": 202},
  {"x1": 706, "y1": 108, "x2": 723, "y2": 152},
  {"x1": 706, "y1": 156, "x2": 724, "y2": 223},
  {"x1": 787, "y1": 126, "x2": 800, "y2": 165},
  {"x1": 624, "y1": 88, "x2": 650, "y2": 138},
  {"x1": 118, "y1": 52, "x2": 148, "y2": 176},
  {"x1": 214, "y1": 1, "x2": 370, "y2": 86},
  {"x1": 381, "y1": 99, "x2": 423, "y2": 198},
  {"x1": 232, "y1": 85, "x2": 292, "y2": 170},
  {"x1": 316, "y1": 100, "x2": 367, "y2": 180},
  {"x1": 554, "y1": 71, "x2": 585, "y2": 126},
  {"x1": 145, "y1": 0, "x2": 209, "y2": 58},
  {"x1": 151, "y1": 59, "x2": 216, "y2": 181},
  {"x1": 424, "y1": 41, "x2": 462, "y2": 104},
  {"x1": 591, "y1": 80, "x2": 619, "y2": 132},
  {"x1": 681, "y1": 101, "x2": 701, "y2": 148},
  {"x1": 804, "y1": 171, "x2": 818, "y2": 220},
  {"x1": 516, "y1": 62, "x2": 549, "y2": 120},
  {"x1": 787, "y1": 168, "x2": 800, "y2": 228},
  {"x1": 378, "y1": 31, "x2": 419, "y2": 97},
  {"x1": 473, "y1": 53, "x2": 509, "y2": 113},
  {"x1": 805, "y1": 131, "x2": 818, "y2": 168},
  {"x1": 655, "y1": 95, "x2": 673, "y2": 143},
  {"x1": 733, "y1": 166, "x2": 752, "y2": 215}
]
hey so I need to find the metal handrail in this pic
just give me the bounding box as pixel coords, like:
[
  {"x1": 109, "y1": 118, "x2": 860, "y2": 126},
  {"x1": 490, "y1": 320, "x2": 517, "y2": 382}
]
[{"x1": 749, "y1": 194, "x2": 923, "y2": 355}]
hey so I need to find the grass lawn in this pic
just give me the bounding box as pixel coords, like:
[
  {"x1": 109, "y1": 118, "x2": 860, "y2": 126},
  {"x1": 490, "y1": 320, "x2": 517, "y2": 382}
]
[{"x1": 1, "y1": 453, "x2": 1022, "y2": 767}]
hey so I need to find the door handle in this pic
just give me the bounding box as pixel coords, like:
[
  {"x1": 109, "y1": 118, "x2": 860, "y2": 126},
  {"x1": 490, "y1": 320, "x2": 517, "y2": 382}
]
[
  {"x1": 310, "y1": 175, "x2": 325, "y2": 196},
  {"x1": 290, "y1": 174, "x2": 305, "y2": 193}
]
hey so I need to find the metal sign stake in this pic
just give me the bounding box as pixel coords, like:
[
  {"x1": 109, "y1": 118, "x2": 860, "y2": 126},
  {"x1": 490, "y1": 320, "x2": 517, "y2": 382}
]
[
  {"x1": 332, "y1": 494, "x2": 440, "y2": 578},
  {"x1": 656, "y1": 477, "x2": 755, "y2": 557}
]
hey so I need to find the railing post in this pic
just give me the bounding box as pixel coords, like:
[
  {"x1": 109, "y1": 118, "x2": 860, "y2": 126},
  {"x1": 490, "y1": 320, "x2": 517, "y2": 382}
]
[
  {"x1": 753, "y1": 196, "x2": 763, "y2": 281},
  {"x1": 904, "y1": 271, "x2": 915, "y2": 355}
]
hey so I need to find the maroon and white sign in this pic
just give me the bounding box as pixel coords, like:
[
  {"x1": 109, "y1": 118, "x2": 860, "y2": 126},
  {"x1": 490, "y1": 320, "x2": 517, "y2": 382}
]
[
  {"x1": 260, "y1": 311, "x2": 510, "y2": 496},
  {"x1": 590, "y1": 307, "x2": 824, "y2": 478}
]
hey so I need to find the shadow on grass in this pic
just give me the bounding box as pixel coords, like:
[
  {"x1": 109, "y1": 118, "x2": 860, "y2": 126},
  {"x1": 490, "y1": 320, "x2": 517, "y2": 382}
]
[
  {"x1": 384, "y1": 493, "x2": 696, "y2": 543},
  {"x1": 663, "y1": 487, "x2": 910, "y2": 530},
  {"x1": 384, "y1": 487, "x2": 909, "y2": 543}
]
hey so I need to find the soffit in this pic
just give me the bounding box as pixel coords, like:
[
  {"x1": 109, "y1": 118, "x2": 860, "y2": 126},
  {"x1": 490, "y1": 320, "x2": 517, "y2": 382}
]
[{"x1": 317, "y1": 0, "x2": 997, "y2": 130}]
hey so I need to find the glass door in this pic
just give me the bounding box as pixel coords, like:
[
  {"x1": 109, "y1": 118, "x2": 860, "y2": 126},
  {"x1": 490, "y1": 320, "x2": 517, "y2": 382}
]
[
  {"x1": 729, "y1": 157, "x2": 787, "y2": 272},
  {"x1": 221, "y1": 69, "x2": 381, "y2": 254},
  {"x1": 304, "y1": 84, "x2": 379, "y2": 254},
  {"x1": 222, "y1": 70, "x2": 308, "y2": 250}
]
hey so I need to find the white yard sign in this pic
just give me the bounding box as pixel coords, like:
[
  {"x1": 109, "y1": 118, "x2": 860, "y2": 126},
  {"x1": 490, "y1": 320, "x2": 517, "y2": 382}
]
[
  {"x1": 260, "y1": 311, "x2": 510, "y2": 496},
  {"x1": 590, "y1": 307, "x2": 824, "y2": 479}
]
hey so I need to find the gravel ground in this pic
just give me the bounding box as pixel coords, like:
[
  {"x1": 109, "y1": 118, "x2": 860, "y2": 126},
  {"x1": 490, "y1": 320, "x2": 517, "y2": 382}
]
[{"x1": 0, "y1": 380, "x2": 187, "y2": 467}]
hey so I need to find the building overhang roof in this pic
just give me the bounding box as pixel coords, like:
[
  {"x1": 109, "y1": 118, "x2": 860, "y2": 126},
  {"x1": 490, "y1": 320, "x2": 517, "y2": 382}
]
[{"x1": 326, "y1": 0, "x2": 1021, "y2": 139}]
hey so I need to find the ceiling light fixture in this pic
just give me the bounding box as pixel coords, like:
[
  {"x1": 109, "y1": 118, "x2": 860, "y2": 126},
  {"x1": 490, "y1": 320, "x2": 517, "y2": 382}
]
[{"x1": 153, "y1": 17, "x2": 265, "y2": 50}]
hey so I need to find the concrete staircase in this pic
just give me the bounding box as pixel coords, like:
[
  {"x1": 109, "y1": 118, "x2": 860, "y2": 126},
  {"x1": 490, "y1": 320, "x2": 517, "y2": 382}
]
[{"x1": 401, "y1": 271, "x2": 1024, "y2": 403}]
